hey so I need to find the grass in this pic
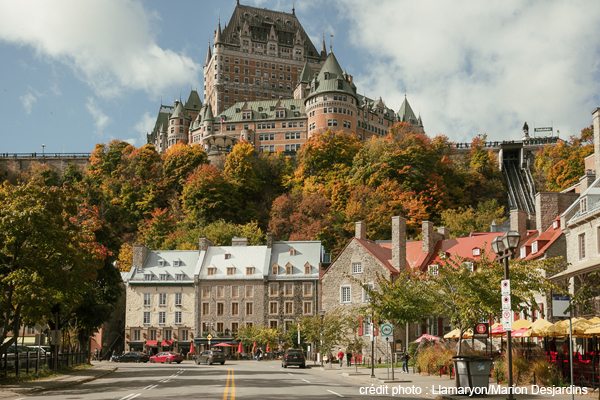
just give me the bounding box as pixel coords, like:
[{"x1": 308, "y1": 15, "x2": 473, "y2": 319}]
[
  {"x1": 358, "y1": 362, "x2": 405, "y2": 369},
  {"x1": 0, "y1": 363, "x2": 93, "y2": 386}
]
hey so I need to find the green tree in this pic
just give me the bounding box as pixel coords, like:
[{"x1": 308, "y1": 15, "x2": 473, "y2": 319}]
[
  {"x1": 181, "y1": 165, "x2": 235, "y2": 224},
  {"x1": 162, "y1": 143, "x2": 208, "y2": 192},
  {"x1": 139, "y1": 207, "x2": 176, "y2": 249},
  {"x1": 0, "y1": 180, "x2": 109, "y2": 354},
  {"x1": 297, "y1": 308, "x2": 352, "y2": 362},
  {"x1": 440, "y1": 199, "x2": 506, "y2": 238}
]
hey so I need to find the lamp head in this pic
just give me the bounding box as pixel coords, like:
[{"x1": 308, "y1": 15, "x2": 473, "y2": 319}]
[
  {"x1": 491, "y1": 235, "x2": 505, "y2": 255},
  {"x1": 502, "y1": 231, "x2": 521, "y2": 251}
]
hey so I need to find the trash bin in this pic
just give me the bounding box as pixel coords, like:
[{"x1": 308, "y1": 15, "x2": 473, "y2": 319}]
[{"x1": 452, "y1": 356, "x2": 492, "y2": 396}]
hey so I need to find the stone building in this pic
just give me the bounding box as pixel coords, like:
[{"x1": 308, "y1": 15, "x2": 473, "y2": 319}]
[
  {"x1": 125, "y1": 247, "x2": 197, "y2": 355},
  {"x1": 147, "y1": 2, "x2": 424, "y2": 156}
]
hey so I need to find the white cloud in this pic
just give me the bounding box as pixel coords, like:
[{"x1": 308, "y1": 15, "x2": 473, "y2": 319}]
[
  {"x1": 85, "y1": 97, "x2": 109, "y2": 132},
  {"x1": 19, "y1": 92, "x2": 37, "y2": 114},
  {"x1": 332, "y1": 0, "x2": 600, "y2": 141},
  {"x1": 133, "y1": 111, "x2": 156, "y2": 146},
  {"x1": 0, "y1": 0, "x2": 200, "y2": 99}
]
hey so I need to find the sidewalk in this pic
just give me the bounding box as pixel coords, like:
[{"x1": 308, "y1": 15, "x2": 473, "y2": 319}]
[
  {"x1": 314, "y1": 363, "x2": 598, "y2": 399},
  {"x1": 0, "y1": 361, "x2": 117, "y2": 399}
]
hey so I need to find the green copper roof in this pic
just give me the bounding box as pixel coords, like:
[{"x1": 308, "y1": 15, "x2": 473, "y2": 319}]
[
  {"x1": 317, "y1": 52, "x2": 344, "y2": 82},
  {"x1": 305, "y1": 52, "x2": 356, "y2": 98},
  {"x1": 147, "y1": 104, "x2": 173, "y2": 143},
  {"x1": 215, "y1": 99, "x2": 305, "y2": 123},
  {"x1": 298, "y1": 60, "x2": 314, "y2": 84},
  {"x1": 171, "y1": 100, "x2": 190, "y2": 120},
  {"x1": 185, "y1": 90, "x2": 202, "y2": 111},
  {"x1": 398, "y1": 96, "x2": 418, "y2": 125}
]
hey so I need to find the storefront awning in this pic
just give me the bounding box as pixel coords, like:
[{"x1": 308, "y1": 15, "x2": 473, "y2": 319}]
[
  {"x1": 194, "y1": 337, "x2": 238, "y2": 345},
  {"x1": 161, "y1": 340, "x2": 173, "y2": 347},
  {"x1": 146, "y1": 340, "x2": 158, "y2": 347}
]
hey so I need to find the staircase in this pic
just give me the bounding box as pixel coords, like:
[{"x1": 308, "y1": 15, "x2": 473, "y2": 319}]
[{"x1": 503, "y1": 159, "x2": 536, "y2": 213}]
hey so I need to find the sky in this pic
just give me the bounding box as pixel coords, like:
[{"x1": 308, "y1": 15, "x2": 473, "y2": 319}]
[{"x1": 1, "y1": 0, "x2": 600, "y2": 154}]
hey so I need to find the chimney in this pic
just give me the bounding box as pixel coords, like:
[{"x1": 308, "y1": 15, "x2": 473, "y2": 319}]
[
  {"x1": 593, "y1": 107, "x2": 600, "y2": 175},
  {"x1": 198, "y1": 236, "x2": 214, "y2": 253},
  {"x1": 510, "y1": 209, "x2": 527, "y2": 237},
  {"x1": 232, "y1": 237, "x2": 248, "y2": 246},
  {"x1": 422, "y1": 221, "x2": 436, "y2": 254},
  {"x1": 266, "y1": 232, "x2": 274, "y2": 249},
  {"x1": 355, "y1": 221, "x2": 366, "y2": 240},
  {"x1": 437, "y1": 227, "x2": 450, "y2": 240},
  {"x1": 392, "y1": 216, "x2": 406, "y2": 271},
  {"x1": 133, "y1": 244, "x2": 149, "y2": 270},
  {"x1": 579, "y1": 169, "x2": 596, "y2": 193},
  {"x1": 536, "y1": 191, "x2": 580, "y2": 233}
]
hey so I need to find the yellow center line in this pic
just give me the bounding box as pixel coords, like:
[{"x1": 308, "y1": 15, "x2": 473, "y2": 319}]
[{"x1": 220, "y1": 367, "x2": 235, "y2": 400}]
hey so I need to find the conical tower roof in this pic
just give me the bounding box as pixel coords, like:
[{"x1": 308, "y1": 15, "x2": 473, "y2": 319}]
[
  {"x1": 317, "y1": 52, "x2": 344, "y2": 82},
  {"x1": 171, "y1": 100, "x2": 190, "y2": 120},
  {"x1": 298, "y1": 60, "x2": 314, "y2": 84},
  {"x1": 398, "y1": 95, "x2": 418, "y2": 125},
  {"x1": 185, "y1": 90, "x2": 202, "y2": 111},
  {"x1": 205, "y1": 41, "x2": 212, "y2": 65},
  {"x1": 203, "y1": 103, "x2": 214, "y2": 121},
  {"x1": 215, "y1": 19, "x2": 222, "y2": 43}
]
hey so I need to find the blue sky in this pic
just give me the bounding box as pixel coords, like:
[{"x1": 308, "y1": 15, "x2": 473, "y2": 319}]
[{"x1": 1, "y1": 0, "x2": 600, "y2": 154}]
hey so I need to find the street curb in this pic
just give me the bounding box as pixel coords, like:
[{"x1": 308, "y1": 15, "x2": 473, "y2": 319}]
[{"x1": 24, "y1": 367, "x2": 118, "y2": 395}]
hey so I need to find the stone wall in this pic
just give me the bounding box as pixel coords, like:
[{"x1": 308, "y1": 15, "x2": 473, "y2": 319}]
[
  {"x1": 264, "y1": 279, "x2": 318, "y2": 329},
  {"x1": 535, "y1": 192, "x2": 579, "y2": 233}
]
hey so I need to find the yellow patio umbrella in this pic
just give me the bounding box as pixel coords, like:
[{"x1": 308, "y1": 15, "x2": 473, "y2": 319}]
[
  {"x1": 512, "y1": 319, "x2": 532, "y2": 330},
  {"x1": 461, "y1": 329, "x2": 474, "y2": 339},
  {"x1": 544, "y1": 319, "x2": 578, "y2": 337},
  {"x1": 571, "y1": 318, "x2": 594, "y2": 337},
  {"x1": 444, "y1": 328, "x2": 460, "y2": 339},
  {"x1": 524, "y1": 318, "x2": 552, "y2": 337},
  {"x1": 583, "y1": 323, "x2": 600, "y2": 335},
  {"x1": 588, "y1": 317, "x2": 600, "y2": 324}
]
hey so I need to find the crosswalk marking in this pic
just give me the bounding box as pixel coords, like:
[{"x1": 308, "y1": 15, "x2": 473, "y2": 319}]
[{"x1": 326, "y1": 389, "x2": 345, "y2": 398}]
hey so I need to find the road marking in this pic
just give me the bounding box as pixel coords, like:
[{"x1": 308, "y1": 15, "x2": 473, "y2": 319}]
[
  {"x1": 119, "y1": 394, "x2": 141, "y2": 400},
  {"x1": 326, "y1": 389, "x2": 345, "y2": 398},
  {"x1": 288, "y1": 373, "x2": 294, "y2": 376},
  {"x1": 301, "y1": 378, "x2": 310, "y2": 383},
  {"x1": 221, "y1": 368, "x2": 235, "y2": 400},
  {"x1": 146, "y1": 384, "x2": 158, "y2": 390}
]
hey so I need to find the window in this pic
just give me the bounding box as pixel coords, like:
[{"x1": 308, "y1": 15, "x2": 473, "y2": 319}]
[
  {"x1": 143, "y1": 293, "x2": 151, "y2": 307},
  {"x1": 217, "y1": 303, "x2": 224, "y2": 316},
  {"x1": 285, "y1": 302, "x2": 293, "y2": 314},
  {"x1": 158, "y1": 311, "x2": 166, "y2": 325},
  {"x1": 231, "y1": 323, "x2": 239, "y2": 333},
  {"x1": 581, "y1": 197, "x2": 588, "y2": 213},
  {"x1": 202, "y1": 286, "x2": 210, "y2": 298},
  {"x1": 232, "y1": 302, "x2": 239, "y2": 316},
  {"x1": 579, "y1": 233, "x2": 586, "y2": 260},
  {"x1": 134, "y1": 329, "x2": 141, "y2": 341},
  {"x1": 202, "y1": 303, "x2": 210, "y2": 316},
  {"x1": 520, "y1": 247, "x2": 527, "y2": 258},
  {"x1": 143, "y1": 312, "x2": 150, "y2": 325},
  {"x1": 207, "y1": 267, "x2": 216, "y2": 276},
  {"x1": 272, "y1": 264, "x2": 278, "y2": 275},
  {"x1": 224, "y1": 253, "x2": 231, "y2": 259},
  {"x1": 175, "y1": 311, "x2": 182, "y2": 324},
  {"x1": 176, "y1": 274, "x2": 185, "y2": 281},
  {"x1": 216, "y1": 323, "x2": 223, "y2": 333},
  {"x1": 232, "y1": 286, "x2": 239, "y2": 298},
  {"x1": 352, "y1": 263, "x2": 362, "y2": 274},
  {"x1": 227, "y1": 267, "x2": 235, "y2": 275},
  {"x1": 303, "y1": 282, "x2": 312, "y2": 296},
  {"x1": 465, "y1": 262, "x2": 475, "y2": 271},
  {"x1": 284, "y1": 283, "x2": 293, "y2": 296},
  {"x1": 286, "y1": 264, "x2": 293, "y2": 275},
  {"x1": 175, "y1": 292, "x2": 182, "y2": 306},
  {"x1": 363, "y1": 283, "x2": 374, "y2": 302},
  {"x1": 429, "y1": 264, "x2": 439, "y2": 275},
  {"x1": 158, "y1": 260, "x2": 165, "y2": 267},
  {"x1": 217, "y1": 286, "x2": 224, "y2": 298},
  {"x1": 144, "y1": 274, "x2": 152, "y2": 281},
  {"x1": 149, "y1": 329, "x2": 157, "y2": 340},
  {"x1": 246, "y1": 285, "x2": 254, "y2": 298},
  {"x1": 159, "y1": 293, "x2": 167, "y2": 306},
  {"x1": 270, "y1": 320, "x2": 278, "y2": 329},
  {"x1": 270, "y1": 302, "x2": 278, "y2": 314},
  {"x1": 181, "y1": 330, "x2": 188, "y2": 341},
  {"x1": 303, "y1": 301, "x2": 313, "y2": 315},
  {"x1": 246, "y1": 267, "x2": 254, "y2": 275},
  {"x1": 173, "y1": 260, "x2": 180, "y2": 267},
  {"x1": 472, "y1": 248, "x2": 481, "y2": 256},
  {"x1": 159, "y1": 274, "x2": 169, "y2": 281},
  {"x1": 341, "y1": 286, "x2": 351, "y2": 303},
  {"x1": 532, "y1": 241, "x2": 538, "y2": 254},
  {"x1": 304, "y1": 264, "x2": 311, "y2": 275},
  {"x1": 270, "y1": 283, "x2": 278, "y2": 296},
  {"x1": 246, "y1": 302, "x2": 254, "y2": 316}
]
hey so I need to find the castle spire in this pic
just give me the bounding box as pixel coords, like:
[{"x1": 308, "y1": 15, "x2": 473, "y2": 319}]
[
  {"x1": 205, "y1": 39, "x2": 212, "y2": 65},
  {"x1": 321, "y1": 31, "x2": 327, "y2": 58}
]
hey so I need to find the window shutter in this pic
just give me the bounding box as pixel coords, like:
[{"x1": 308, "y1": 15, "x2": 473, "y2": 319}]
[{"x1": 358, "y1": 316, "x2": 363, "y2": 336}]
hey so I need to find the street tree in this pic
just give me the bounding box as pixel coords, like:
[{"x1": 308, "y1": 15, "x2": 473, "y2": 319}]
[{"x1": 0, "y1": 180, "x2": 109, "y2": 354}]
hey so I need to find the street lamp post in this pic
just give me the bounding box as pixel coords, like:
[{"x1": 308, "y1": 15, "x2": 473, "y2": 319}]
[
  {"x1": 41, "y1": 144, "x2": 45, "y2": 157},
  {"x1": 319, "y1": 310, "x2": 325, "y2": 367},
  {"x1": 492, "y1": 231, "x2": 521, "y2": 400}
]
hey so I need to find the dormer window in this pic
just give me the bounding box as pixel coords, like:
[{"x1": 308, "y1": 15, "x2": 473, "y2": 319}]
[
  {"x1": 581, "y1": 197, "x2": 588, "y2": 213},
  {"x1": 158, "y1": 260, "x2": 165, "y2": 267},
  {"x1": 272, "y1": 264, "x2": 279, "y2": 275},
  {"x1": 429, "y1": 265, "x2": 438, "y2": 275},
  {"x1": 144, "y1": 274, "x2": 152, "y2": 281},
  {"x1": 304, "y1": 264, "x2": 311, "y2": 275},
  {"x1": 324, "y1": 72, "x2": 329, "y2": 80},
  {"x1": 472, "y1": 248, "x2": 481, "y2": 257},
  {"x1": 224, "y1": 253, "x2": 231, "y2": 260},
  {"x1": 173, "y1": 260, "x2": 180, "y2": 267},
  {"x1": 176, "y1": 274, "x2": 185, "y2": 281},
  {"x1": 532, "y1": 241, "x2": 538, "y2": 254},
  {"x1": 464, "y1": 262, "x2": 474, "y2": 271},
  {"x1": 159, "y1": 274, "x2": 169, "y2": 281},
  {"x1": 520, "y1": 247, "x2": 527, "y2": 259},
  {"x1": 289, "y1": 248, "x2": 296, "y2": 256},
  {"x1": 227, "y1": 267, "x2": 235, "y2": 276},
  {"x1": 246, "y1": 267, "x2": 254, "y2": 275},
  {"x1": 553, "y1": 220, "x2": 560, "y2": 229},
  {"x1": 286, "y1": 263, "x2": 293, "y2": 275},
  {"x1": 207, "y1": 267, "x2": 216, "y2": 276}
]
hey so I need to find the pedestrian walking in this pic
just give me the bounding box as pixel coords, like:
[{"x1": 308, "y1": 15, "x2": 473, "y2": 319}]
[
  {"x1": 337, "y1": 349, "x2": 344, "y2": 368},
  {"x1": 401, "y1": 349, "x2": 409, "y2": 373},
  {"x1": 346, "y1": 350, "x2": 352, "y2": 367},
  {"x1": 256, "y1": 348, "x2": 262, "y2": 361},
  {"x1": 93, "y1": 348, "x2": 98, "y2": 361}
]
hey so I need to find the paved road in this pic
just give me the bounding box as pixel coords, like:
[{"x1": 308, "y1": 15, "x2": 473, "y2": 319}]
[{"x1": 8, "y1": 360, "x2": 427, "y2": 400}]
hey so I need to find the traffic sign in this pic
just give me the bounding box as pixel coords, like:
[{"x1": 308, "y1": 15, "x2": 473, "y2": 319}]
[
  {"x1": 501, "y1": 295, "x2": 511, "y2": 310},
  {"x1": 50, "y1": 330, "x2": 61, "y2": 345},
  {"x1": 383, "y1": 336, "x2": 392, "y2": 342},
  {"x1": 501, "y1": 280, "x2": 510, "y2": 295},
  {"x1": 502, "y1": 310, "x2": 511, "y2": 320},
  {"x1": 502, "y1": 311, "x2": 512, "y2": 331},
  {"x1": 381, "y1": 323, "x2": 393, "y2": 336}
]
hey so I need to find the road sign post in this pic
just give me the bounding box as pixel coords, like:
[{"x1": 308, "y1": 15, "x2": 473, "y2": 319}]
[{"x1": 380, "y1": 324, "x2": 393, "y2": 381}]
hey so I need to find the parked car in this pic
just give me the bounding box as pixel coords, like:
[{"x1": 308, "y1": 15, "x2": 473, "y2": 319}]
[
  {"x1": 150, "y1": 351, "x2": 183, "y2": 364},
  {"x1": 26, "y1": 346, "x2": 51, "y2": 354},
  {"x1": 116, "y1": 352, "x2": 149, "y2": 363},
  {"x1": 282, "y1": 349, "x2": 306, "y2": 368},
  {"x1": 195, "y1": 350, "x2": 226, "y2": 365}
]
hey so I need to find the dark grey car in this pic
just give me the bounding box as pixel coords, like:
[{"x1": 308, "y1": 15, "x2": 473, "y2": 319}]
[
  {"x1": 282, "y1": 349, "x2": 306, "y2": 368},
  {"x1": 116, "y1": 352, "x2": 149, "y2": 363},
  {"x1": 195, "y1": 350, "x2": 226, "y2": 365}
]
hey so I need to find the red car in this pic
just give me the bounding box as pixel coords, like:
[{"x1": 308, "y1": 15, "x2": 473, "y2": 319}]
[{"x1": 149, "y1": 351, "x2": 184, "y2": 364}]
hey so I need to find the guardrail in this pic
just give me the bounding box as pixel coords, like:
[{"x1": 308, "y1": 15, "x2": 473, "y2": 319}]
[
  {"x1": 0, "y1": 153, "x2": 91, "y2": 159},
  {"x1": 0, "y1": 350, "x2": 89, "y2": 380}
]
